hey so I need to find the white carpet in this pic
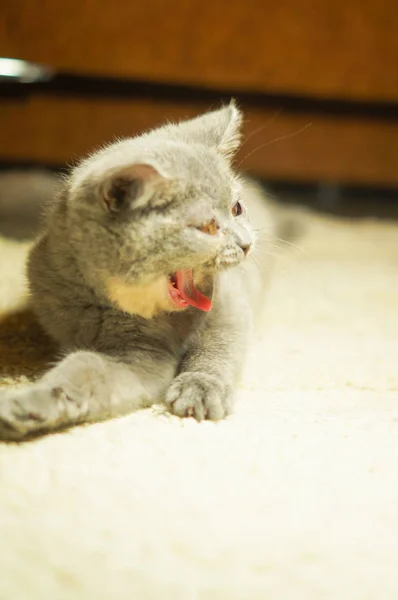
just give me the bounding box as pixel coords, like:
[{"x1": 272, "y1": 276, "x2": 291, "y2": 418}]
[{"x1": 1, "y1": 209, "x2": 398, "y2": 599}]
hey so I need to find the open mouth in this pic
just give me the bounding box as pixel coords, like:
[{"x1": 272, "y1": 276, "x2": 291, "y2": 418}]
[{"x1": 168, "y1": 269, "x2": 212, "y2": 312}]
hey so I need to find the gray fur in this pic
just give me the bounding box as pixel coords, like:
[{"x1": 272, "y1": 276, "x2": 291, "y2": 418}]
[{"x1": 0, "y1": 102, "x2": 274, "y2": 440}]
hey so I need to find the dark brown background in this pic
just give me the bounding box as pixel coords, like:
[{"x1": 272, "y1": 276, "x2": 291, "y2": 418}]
[{"x1": 1, "y1": 0, "x2": 398, "y2": 187}]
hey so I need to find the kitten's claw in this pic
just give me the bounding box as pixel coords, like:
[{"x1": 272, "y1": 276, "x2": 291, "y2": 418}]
[
  {"x1": 165, "y1": 372, "x2": 232, "y2": 422},
  {"x1": 0, "y1": 385, "x2": 88, "y2": 440}
]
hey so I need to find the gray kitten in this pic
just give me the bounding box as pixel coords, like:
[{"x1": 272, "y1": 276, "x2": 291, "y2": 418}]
[{"x1": 0, "y1": 102, "x2": 273, "y2": 440}]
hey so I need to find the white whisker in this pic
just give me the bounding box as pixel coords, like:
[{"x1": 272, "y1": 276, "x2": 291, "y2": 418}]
[
  {"x1": 239, "y1": 109, "x2": 283, "y2": 150},
  {"x1": 237, "y1": 122, "x2": 313, "y2": 169}
]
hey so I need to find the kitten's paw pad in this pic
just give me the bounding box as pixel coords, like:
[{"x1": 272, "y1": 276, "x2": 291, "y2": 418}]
[
  {"x1": 165, "y1": 373, "x2": 232, "y2": 422},
  {"x1": 0, "y1": 385, "x2": 88, "y2": 440}
]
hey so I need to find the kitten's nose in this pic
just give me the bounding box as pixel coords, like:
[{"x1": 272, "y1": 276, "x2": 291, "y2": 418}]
[
  {"x1": 233, "y1": 231, "x2": 252, "y2": 256},
  {"x1": 240, "y1": 243, "x2": 251, "y2": 256}
]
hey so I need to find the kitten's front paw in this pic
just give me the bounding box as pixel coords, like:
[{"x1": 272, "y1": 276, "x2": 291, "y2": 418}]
[
  {"x1": 165, "y1": 372, "x2": 233, "y2": 421},
  {"x1": 0, "y1": 385, "x2": 88, "y2": 440}
]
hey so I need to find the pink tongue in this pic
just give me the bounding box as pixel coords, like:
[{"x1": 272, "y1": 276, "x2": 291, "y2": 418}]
[{"x1": 176, "y1": 269, "x2": 212, "y2": 312}]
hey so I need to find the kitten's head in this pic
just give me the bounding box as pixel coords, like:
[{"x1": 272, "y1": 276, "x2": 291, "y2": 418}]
[{"x1": 63, "y1": 102, "x2": 254, "y2": 318}]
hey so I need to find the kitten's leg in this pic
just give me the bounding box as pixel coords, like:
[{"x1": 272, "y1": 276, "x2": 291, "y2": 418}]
[
  {"x1": 0, "y1": 350, "x2": 175, "y2": 440},
  {"x1": 165, "y1": 299, "x2": 250, "y2": 422}
]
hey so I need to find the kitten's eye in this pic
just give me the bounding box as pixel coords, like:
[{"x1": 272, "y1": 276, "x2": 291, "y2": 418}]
[{"x1": 232, "y1": 201, "x2": 243, "y2": 217}]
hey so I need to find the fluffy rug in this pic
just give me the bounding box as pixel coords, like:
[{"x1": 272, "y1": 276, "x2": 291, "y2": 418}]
[{"x1": 1, "y1": 210, "x2": 398, "y2": 599}]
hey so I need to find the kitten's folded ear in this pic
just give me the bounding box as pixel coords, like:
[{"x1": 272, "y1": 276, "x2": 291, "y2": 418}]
[
  {"x1": 165, "y1": 100, "x2": 243, "y2": 159},
  {"x1": 102, "y1": 163, "x2": 166, "y2": 213}
]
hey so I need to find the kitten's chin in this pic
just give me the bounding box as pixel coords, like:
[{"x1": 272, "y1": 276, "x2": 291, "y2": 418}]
[{"x1": 214, "y1": 246, "x2": 246, "y2": 270}]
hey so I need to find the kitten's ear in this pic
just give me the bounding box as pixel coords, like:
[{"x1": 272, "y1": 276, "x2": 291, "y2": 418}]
[
  {"x1": 211, "y1": 101, "x2": 243, "y2": 158},
  {"x1": 171, "y1": 101, "x2": 243, "y2": 159},
  {"x1": 102, "y1": 164, "x2": 165, "y2": 212}
]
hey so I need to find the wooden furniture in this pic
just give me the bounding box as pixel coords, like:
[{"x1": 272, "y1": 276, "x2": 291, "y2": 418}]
[{"x1": 1, "y1": 0, "x2": 398, "y2": 186}]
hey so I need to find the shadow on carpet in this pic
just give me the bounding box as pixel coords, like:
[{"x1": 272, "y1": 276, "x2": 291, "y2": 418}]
[{"x1": 0, "y1": 309, "x2": 58, "y2": 384}]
